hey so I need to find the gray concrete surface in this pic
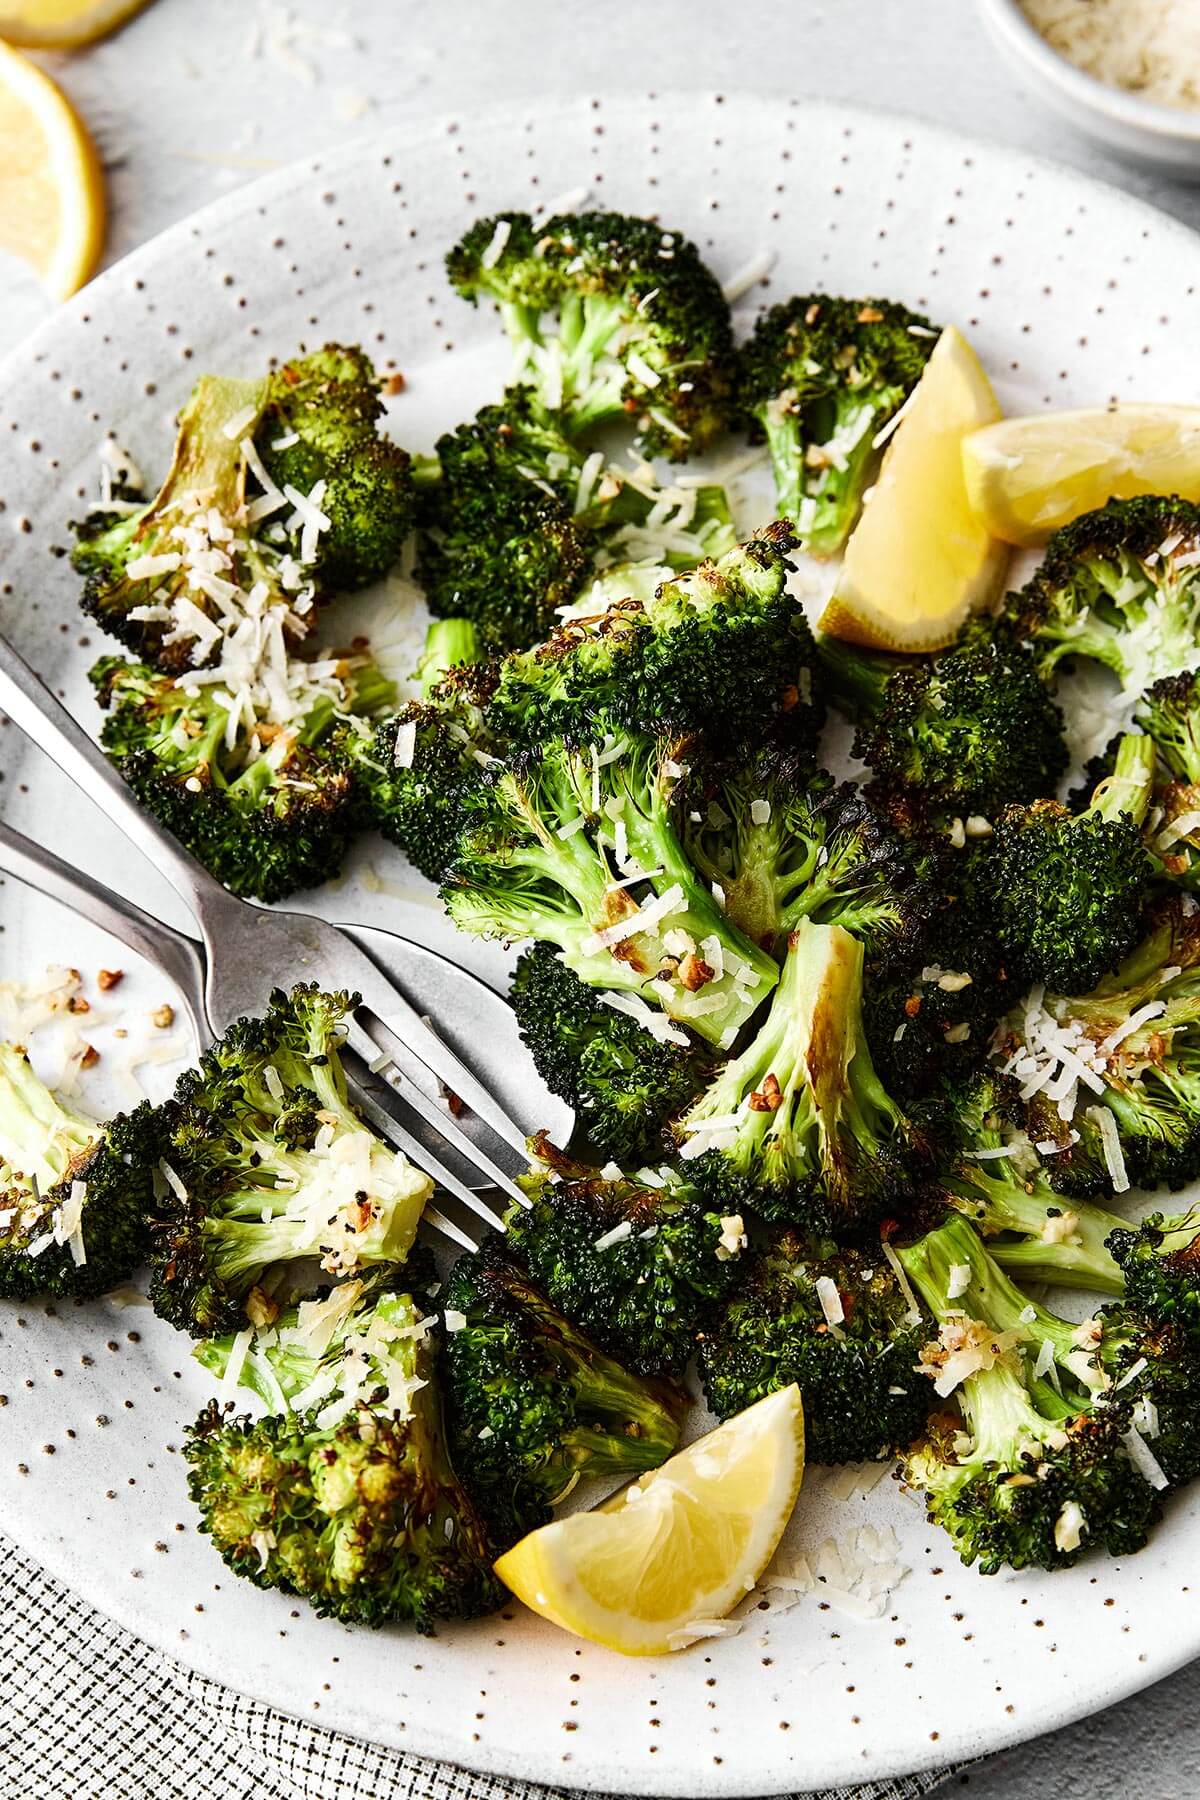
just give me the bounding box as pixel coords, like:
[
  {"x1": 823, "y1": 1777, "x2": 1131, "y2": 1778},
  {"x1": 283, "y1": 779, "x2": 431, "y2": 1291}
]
[{"x1": 2, "y1": 1, "x2": 1199, "y2": 1791}]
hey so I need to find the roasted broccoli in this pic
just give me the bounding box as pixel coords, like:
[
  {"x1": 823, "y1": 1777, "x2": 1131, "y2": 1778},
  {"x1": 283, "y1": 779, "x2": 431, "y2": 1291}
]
[
  {"x1": 898, "y1": 1215, "x2": 1164, "y2": 1573},
  {"x1": 0, "y1": 1043, "x2": 157, "y2": 1299},
  {"x1": 509, "y1": 942, "x2": 711, "y2": 1166},
  {"x1": 441, "y1": 1244, "x2": 685, "y2": 1546},
  {"x1": 818, "y1": 623, "x2": 1068, "y2": 818},
  {"x1": 90, "y1": 645, "x2": 394, "y2": 902},
  {"x1": 698, "y1": 1228, "x2": 934, "y2": 1463},
  {"x1": 446, "y1": 211, "x2": 736, "y2": 458},
  {"x1": 1002, "y1": 897, "x2": 1200, "y2": 1196},
  {"x1": 681, "y1": 752, "x2": 931, "y2": 959},
  {"x1": 507, "y1": 1141, "x2": 745, "y2": 1377},
  {"x1": 676, "y1": 921, "x2": 930, "y2": 1233},
  {"x1": 1003, "y1": 496, "x2": 1200, "y2": 691},
  {"x1": 992, "y1": 732, "x2": 1155, "y2": 994},
  {"x1": 442, "y1": 729, "x2": 780, "y2": 1048},
  {"x1": 150, "y1": 986, "x2": 433, "y2": 1336},
  {"x1": 254, "y1": 343, "x2": 414, "y2": 592},
  {"x1": 73, "y1": 349, "x2": 413, "y2": 668},
  {"x1": 933, "y1": 1072, "x2": 1126, "y2": 1294},
  {"x1": 343, "y1": 618, "x2": 492, "y2": 884},
  {"x1": 738, "y1": 294, "x2": 937, "y2": 555},
  {"x1": 482, "y1": 524, "x2": 822, "y2": 758},
  {"x1": 187, "y1": 1278, "x2": 501, "y2": 1629},
  {"x1": 1108, "y1": 1208, "x2": 1200, "y2": 1344}
]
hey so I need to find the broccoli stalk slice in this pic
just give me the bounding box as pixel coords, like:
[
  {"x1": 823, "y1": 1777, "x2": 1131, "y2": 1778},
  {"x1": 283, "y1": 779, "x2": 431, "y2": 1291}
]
[{"x1": 678, "y1": 921, "x2": 915, "y2": 1228}]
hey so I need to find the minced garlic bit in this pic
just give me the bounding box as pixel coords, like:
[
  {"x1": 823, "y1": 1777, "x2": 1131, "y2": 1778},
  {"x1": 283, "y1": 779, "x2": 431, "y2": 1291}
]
[
  {"x1": 918, "y1": 1315, "x2": 1021, "y2": 1399},
  {"x1": 1054, "y1": 1499, "x2": 1086, "y2": 1554},
  {"x1": 716, "y1": 1214, "x2": 748, "y2": 1261},
  {"x1": 151, "y1": 1004, "x2": 175, "y2": 1030}
]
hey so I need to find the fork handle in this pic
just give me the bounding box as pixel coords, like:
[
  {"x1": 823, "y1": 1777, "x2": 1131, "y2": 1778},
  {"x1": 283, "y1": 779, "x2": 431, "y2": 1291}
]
[
  {"x1": 0, "y1": 633, "x2": 233, "y2": 933},
  {"x1": 0, "y1": 818, "x2": 211, "y2": 1048}
]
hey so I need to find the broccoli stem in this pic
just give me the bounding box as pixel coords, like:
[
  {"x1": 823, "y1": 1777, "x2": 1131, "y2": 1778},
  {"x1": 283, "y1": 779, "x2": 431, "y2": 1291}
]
[
  {"x1": 1088, "y1": 732, "x2": 1155, "y2": 829},
  {"x1": 0, "y1": 1044, "x2": 98, "y2": 1190},
  {"x1": 813, "y1": 634, "x2": 890, "y2": 721},
  {"x1": 945, "y1": 1165, "x2": 1126, "y2": 1294},
  {"x1": 417, "y1": 618, "x2": 480, "y2": 699}
]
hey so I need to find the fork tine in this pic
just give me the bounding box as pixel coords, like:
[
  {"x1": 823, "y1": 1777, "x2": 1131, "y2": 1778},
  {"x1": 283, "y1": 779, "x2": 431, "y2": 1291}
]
[
  {"x1": 354, "y1": 1003, "x2": 530, "y2": 1159},
  {"x1": 420, "y1": 1204, "x2": 481, "y2": 1256},
  {"x1": 346, "y1": 1024, "x2": 532, "y2": 1211},
  {"x1": 342, "y1": 1061, "x2": 510, "y2": 1236}
]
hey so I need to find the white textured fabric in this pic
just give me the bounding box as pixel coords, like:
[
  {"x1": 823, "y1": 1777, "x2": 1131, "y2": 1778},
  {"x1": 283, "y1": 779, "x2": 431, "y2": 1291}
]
[{"x1": 0, "y1": 1533, "x2": 966, "y2": 1800}]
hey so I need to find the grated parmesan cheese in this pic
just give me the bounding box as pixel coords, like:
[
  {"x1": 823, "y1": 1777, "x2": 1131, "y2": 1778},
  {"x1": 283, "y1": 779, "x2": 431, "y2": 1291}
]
[{"x1": 1021, "y1": 0, "x2": 1200, "y2": 111}]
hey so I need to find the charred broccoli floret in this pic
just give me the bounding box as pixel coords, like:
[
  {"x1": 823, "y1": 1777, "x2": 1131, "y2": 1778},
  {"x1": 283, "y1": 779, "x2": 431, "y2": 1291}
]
[
  {"x1": 681, "y1": 752, "x2": 931, "y2": 960},
  {"x1": 441, "y1": 1244, "x2": 685, "y2": 1546},
  {"x1": 442, "y1": 730, "x2": 780, "y2": 1048},
  {"x1": 1108, "y1": 1208, "x2": 1200, "y2": 1344},
  {"x1": 0, "y1": 1043, "x2": 157, "y2": 1299},
  {"x1": 507, "y1": 1141, "x2": 745, "y2": 1377},
  {"x1": 738, "y1": 294, "x2": 937, "y2": 555},
  {"x1": 187, "y1": 1278, "x2": 501, "y2": 1629},
  {"x1": 446, "y1": 211, "x2": 736, "y2": 458},
  {"x1": 898, "y1": 1215, "x2": 1164, "y2": 1574},
  {"x1": 90, "y1": 647, "x2": 394, "y2": 902},
  {"x1": 992, "y1": 732, "x2": 1155, "y2": 994},
  {"x1": 1003, "y1": 496, "x2": 1200, "y2": 692},
  {"x1": 676, "y1": 921, "x2": 930, "y2": 1234},
  {"x1": 818, "y1": 624, "x2": 1067, "y2": 818},
  {"x1": 509, "y1": 942, "x2": 711, "y2": 1167},
  {"x1": 482, "y1": 524, "x2": 822, "y2": 759},
  {"x1": 698, "y1": 1228, "x2": 935, "y2": 1463},
  {"x1": 150, "y1": 986, "x2": 433, "y2": 1336}
]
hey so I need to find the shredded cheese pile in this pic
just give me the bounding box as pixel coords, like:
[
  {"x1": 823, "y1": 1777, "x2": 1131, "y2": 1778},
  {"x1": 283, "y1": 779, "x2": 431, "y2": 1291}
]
[{"x1": 1022, "y1": 0, "x2": 1200, "y2": 111}]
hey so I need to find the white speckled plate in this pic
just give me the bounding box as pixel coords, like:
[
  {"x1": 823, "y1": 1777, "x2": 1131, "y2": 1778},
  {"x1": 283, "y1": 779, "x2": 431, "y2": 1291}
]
[{"x1": 1, "y1": 94, "x2": 1200, "y2": 1798}]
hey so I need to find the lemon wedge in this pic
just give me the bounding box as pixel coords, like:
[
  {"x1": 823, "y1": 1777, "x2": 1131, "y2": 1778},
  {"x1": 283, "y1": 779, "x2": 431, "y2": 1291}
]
[
  {"x1": 0, "y1": 39, "x2": 105, "y2": 301},
  {"x1": 0, "y1": 0, "x2": 151, "y2": 47},
  {"x1": 494, "y1": 1385, "x2": 804, "y2": 1656},
  {"x1": 963, "y1": 405, "x2": 1200, "y2": 547},
  {"x1": 819, "y1": 325, "x2": 1008, "y2": 653}
]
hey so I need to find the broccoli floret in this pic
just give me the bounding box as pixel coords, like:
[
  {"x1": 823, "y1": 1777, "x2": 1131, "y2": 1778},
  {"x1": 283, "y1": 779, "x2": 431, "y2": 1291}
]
[
  {"x1": 507, "y1": 1141, "x2": 744, "y2": 1377},
  {"x1": 442, "y1": 730, "x2": 780, "y2": 1048},
  {"x1": 992, "y1": 732, "x2": 1155, "y2": 994},
  {"x1": 187, "y1": 1281, "x2": 501, "y2": 1629},
  {"x1": 90, "y1": 648, "x2": 393, "y2": 902},
  {"x1": 681, "y1": 752, "x2": 931, "y2": 959},
  {"x1": 1003, "y1": 897, "x2": 1200, "y2": 1196},
  {"x1": 698, "y1": 1228, "x2": 935, "y2": 1463},
  {"x1": 446, "y1": 211, "x2": 736, "y2": 458},
  {"x1": 898, "y1": 1215, "x2": 1163, "y2": 1573},
  {"x1": 676, "y1": 921, "x2": 929, "y2": 1233},
  {"x1": 150, "y1": 986, "x2": 433, "y2": 1336},
  {"x1": 0, "y1": 1043, "x2": 157, "y2": 1299},
  {"x1": 509, "y1": 942, "x2": 711, "y2": 1167},
  {"x1": 415, "y1": 389, "x2": 738, "y2": 651},
  {"x1": 1116, "y1": 671, "x2": 1200, "y2": 891},
  {"x1": 441, "y1": 1244, "x2": 685, "y2": 1547},
  {"x1": 934, "y1": 1072, "x2": 1126, "y2": 1294},
  {"x1": 483, "y1": 524, "x2": 822, "y2": 758},
  {"x1": 1108, "y1": 1208, "x2": 1200, "y2": 1344},
  {"x1": 256, "y1": 344, "x2": 414, "y2": 592},
  {"x1": 864, "y1": 834, "x2": 1013, "y2": 1102},
  {"x1": 343, "y1": 619, "x2": 492, "y2": 884},
  {"x1": 818, "y1": 623, "x2": 1068, "y2": 817},
  {"x1": 738, "y1": 294, "x2": 937, "y2": 556},
  {"x1": 1003, "y1": 496, "x2": 1200, "y2": 690}
]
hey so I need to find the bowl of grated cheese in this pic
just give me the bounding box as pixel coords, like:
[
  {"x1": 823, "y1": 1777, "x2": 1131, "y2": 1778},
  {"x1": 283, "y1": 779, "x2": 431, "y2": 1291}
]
[{"x1": 981, "y1": 0, "x2": 1200, "y2": 176}]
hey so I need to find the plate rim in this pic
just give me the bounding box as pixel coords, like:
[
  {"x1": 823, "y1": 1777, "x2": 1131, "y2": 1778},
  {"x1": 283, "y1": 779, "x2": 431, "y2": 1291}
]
[{"x1": 2, "y1": 90, "x2": 1200, "y2": 1794}]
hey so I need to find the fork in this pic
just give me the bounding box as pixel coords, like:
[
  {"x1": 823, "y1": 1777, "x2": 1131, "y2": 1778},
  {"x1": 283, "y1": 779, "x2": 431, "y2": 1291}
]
[{"x1": 0, "y1": 633, "x2": 532, "y2": 1253}]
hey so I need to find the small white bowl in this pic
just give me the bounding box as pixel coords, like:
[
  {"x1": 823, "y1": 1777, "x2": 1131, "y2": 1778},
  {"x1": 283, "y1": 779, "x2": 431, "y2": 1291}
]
[{"x1": 980, "y1": 0, "x2": 1200, "y2": 178}]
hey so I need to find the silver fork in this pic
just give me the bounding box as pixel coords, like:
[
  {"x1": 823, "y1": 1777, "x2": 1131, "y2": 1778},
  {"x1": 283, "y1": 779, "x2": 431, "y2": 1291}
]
[{"x1": 0, "y1": 634, "x2": 534, "y2": 1253}]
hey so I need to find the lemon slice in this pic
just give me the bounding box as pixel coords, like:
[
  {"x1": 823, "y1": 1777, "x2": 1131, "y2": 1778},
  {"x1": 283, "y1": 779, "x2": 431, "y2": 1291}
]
[
  {"x1": 963, "y1": 405, "x2": 1200, "y2": 547},
  {"x1": 819, "y1": 326, "x2": 1008, "y2": 653},
  {"x1": 495, "y1": 1385, "x2": 804, "y2": 1656},
  {"x1": 0, "y1": 40, "x2": 105, "y2": 301},
  {"x1": 0, "y1": 0, "x2": 151, "y2": 47}
]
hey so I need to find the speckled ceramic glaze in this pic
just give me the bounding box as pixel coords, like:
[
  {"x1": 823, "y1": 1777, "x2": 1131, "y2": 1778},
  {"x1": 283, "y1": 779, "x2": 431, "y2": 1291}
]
[{"x1": 1, "y1": 96, "x2": 1199, "y2": 1797}]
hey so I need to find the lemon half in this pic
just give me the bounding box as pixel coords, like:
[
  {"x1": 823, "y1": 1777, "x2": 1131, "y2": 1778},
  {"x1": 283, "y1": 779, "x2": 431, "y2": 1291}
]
[
  {"x1": 0, "y1": 0, "x2": 152, "y2": 47},
  {"x1": 0, "y1": 39, "x2": 105, "y2": 301},
  {"x1": 963, "y1": 405, "x2": 1200, "y2": 546},
  {"x1": 819, "y1": 325, "x2": 1008, "y2": 653},
  {"x1": 495, "y1": 1385, "x2": 805, "y2": 1656}
]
